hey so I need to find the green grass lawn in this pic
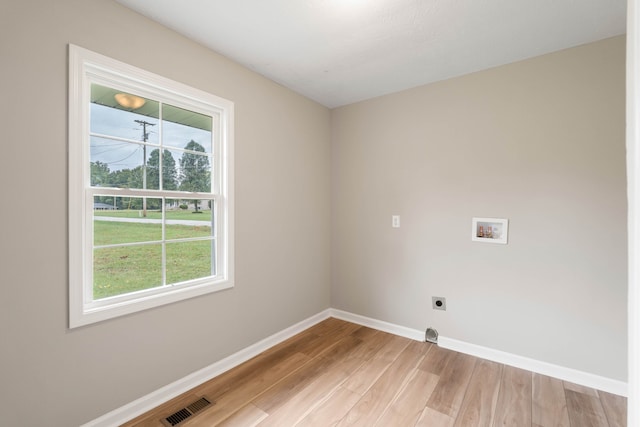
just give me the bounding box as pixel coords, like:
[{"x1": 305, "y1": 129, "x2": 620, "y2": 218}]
[
  {"x1": 94, "y1": 209, "x2": 212, "y2": 221},
  {"x1": 93, "y1": 220, "x2": 214, "y2": 299},
  {"x1": 93, "y1": 219, "x2": 211, "y2": 245}
]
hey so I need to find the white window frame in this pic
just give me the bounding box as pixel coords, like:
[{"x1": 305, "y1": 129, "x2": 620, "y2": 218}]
[{"x1": 68, "y1": 44, "x2": 234, "y2": 328}]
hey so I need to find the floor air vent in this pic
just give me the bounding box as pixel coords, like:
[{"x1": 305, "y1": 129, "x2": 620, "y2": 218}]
[{"x1": 162, "y1": 397, "x2": 212, "y2": 426}]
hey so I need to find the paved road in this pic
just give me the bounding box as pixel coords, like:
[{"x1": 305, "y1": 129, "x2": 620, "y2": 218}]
[{"x1": 94, "y1": 216, "x2": 211, "y2": 227}]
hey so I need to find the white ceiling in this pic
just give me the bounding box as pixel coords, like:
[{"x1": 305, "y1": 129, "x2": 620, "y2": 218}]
[{"x1": 116, "y1": 0, "x2": 627, "y2": 108}]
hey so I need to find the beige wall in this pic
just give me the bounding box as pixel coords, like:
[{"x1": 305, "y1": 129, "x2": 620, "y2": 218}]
[
  {"x1": 0, "y1": 1, "x2": 330, "y2": 425},
  {"x1": 331, "y1": 36, "x2": 627, "y2": 381}
]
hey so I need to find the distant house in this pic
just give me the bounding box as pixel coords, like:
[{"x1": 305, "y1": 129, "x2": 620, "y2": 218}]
[{"x1": 94, "y1": 202, "x2": 116, "y2": 210}]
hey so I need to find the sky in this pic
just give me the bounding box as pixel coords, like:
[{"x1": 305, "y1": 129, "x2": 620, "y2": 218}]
[{"x1": 90, "y1": 103, "x2": 212, "y2": 173}]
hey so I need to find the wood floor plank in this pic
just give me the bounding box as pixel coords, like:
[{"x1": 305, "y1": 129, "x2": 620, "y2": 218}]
[
  {"x1": 424, "y1": 348, "x2": 477, "y2": 418},
  {"x1": 259, "y1": 326, "x2": 321, "y2": 357},
  {"x1": 453, "y1": 359, "x2": 502, "y2": 427},
  {"x1": 250, "y1": 350, "x2": 342, "y2": 414},
  {"x1": 335, "y1": 340, "x2": 428, "y2": 426},
  {"x1": 600, "y1": 391, "x2": 627, "y2": 427},
  {"x1": 250, "y1": 330, "x2": 366, "y2": 414},
  {"x1": 340, "y1": 357, "x2": 394, "y2": 398},
  {"x1": 310, "y1": 317, "x2": 356, "y2": 336},
  {"x1": 565, "y1": 389, "x2": 610, "y2": 427},
  {"x1": 418, "y1": 343, "x2": 455, "y2": 375},
  {"x1": 493, "y1": 365, "x2": 532, "y2": 427},
  {"x1": 415, "y1": 407, "x2": 456, "y2": 427},
  {"x1": 253, "y1": 326, "x2": 387, "y2": 418},
  {"x1": 373, "y1": 368, "x2": 439, "y2": 426},
  {"x1": 336, "y1": 333, "x2": 409, "y2": 396},
  {"x1": 339, "y1": 329, "x2": 389, "y2": 361},
  {"x1": 257, "y1": 332, "x2": 383, "y2": 426},
  {"x1": 299, "y1": 320, "x2": 363, "y2": 359},
  {"x1": 350, "y1": 324, "x2": 382, "y2": 342},
  {"x1": 564, "y1": 380, "x2": 600, "y2": 397},
  {"x1": 259, "y1": 351, "x2": 372, "y2": 427},
  {"x1": 182, "y1": 352, "x2": 312, "y2": 426},
  {"x1": 313, "y1": 318, "x2": 363, "y2": 340},
  {"x1": 320, "y1": 334, "x2": 365, "y2": 363},
  {"x1": 532, "y1": 374, "x2": 570, "y2": 427},
  {"x1": 368, "y1": 333, "x2": 413, "y2": 363},
  {"x1": 194, "y1": 333, "x2": 317, "y2": 403},
  {"x1": 216, "y1": 403, "x2": 268, "y2": 427},
  {"x1": 295, "y1": 386, "x2": 363, "y2": 427}
]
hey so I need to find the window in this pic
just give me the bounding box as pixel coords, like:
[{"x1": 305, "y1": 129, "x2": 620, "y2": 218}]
[{"x1": 69, "y1": 45, "x2": 234, "y2": 328}]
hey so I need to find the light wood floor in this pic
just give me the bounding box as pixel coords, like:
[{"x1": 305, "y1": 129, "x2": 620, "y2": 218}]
[{"x1": 122, "y1": 318, "x2": 627, "y2": 427}]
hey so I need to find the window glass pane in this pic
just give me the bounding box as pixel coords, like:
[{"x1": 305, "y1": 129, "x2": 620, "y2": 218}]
[
  {"x1": 165, "y1": 198, "x2": 212, "y2": 239},
  {"x1": 95, "y1": 196, "x2": 164, "y2": 213},
  {"x1": 172, "y1": 196, "x2": 213, "y2": 214},
  {"x1": 166, "y1": 240, "x2": 213, "y2": 285},
  {"x1": 90, "y1": 84, "x2": 159, "y2": 143},
  {"x1": 178, "y1": 148, "x2": 211, "y2": 193},
  {"x1": 148, "y1": 148, "x2": 180, "y2": 191},
  {"x1": 94, "y1": 197, "x2": 162, "y2": 245},
  {"x1": 173, "y1": 197, "x2": 214, "y2": 235},
  {"x1": 93, "y1": 244, "x2": 162, "y2": 300},
  {"x1": 166, "y1": 222, "x2": 211, "y2": 240},
  {"x1": 163, "y1": 104, "x2": 212, "y2": 153},
  {"x1": 91, "y1": 136, "x2": 166, "y2": 190},
  {"x1": 90, "y1": 137, "x2": 161, "y2": 190}
]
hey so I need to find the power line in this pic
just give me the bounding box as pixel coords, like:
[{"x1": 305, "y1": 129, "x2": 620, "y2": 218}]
[{"x1": 135, "y1": 120, "x2": 155, "y2": 217}]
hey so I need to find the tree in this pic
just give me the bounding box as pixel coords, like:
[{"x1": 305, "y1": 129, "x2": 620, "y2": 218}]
[
  {"x1": 147, "y1": 149, "x2": 178, "y2": 191},
  {"x1": 90, "y1": 161, "x2": 110, "y2": 187},
  {"x1": 179, "y1": 140, "x2": 210, "y2": 212},
  {"x1": 107, "y1": 168, "x2": 128, "y2": 189},
  {"x1": 109, "y1": 167, "x2": 143, "y2": 190},
  {"x1": 90, "y1": 161, "x2": 114, "y2": 207}
]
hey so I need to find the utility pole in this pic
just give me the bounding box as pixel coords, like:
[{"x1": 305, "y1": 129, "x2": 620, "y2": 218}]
[{"x1": 135, "y1": 119, "x2": 155, "y2": 217}]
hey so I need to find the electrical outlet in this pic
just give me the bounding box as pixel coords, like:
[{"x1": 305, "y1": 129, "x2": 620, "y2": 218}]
[
  {"x1": 432, "y1": 297, "x2": 446, "y2": 311},
  {"x1": 392, "y1": 215, "x2": 400, "y2": 228}
]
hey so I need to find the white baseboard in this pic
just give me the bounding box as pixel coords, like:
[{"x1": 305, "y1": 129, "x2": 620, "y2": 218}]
[
  {"x1": 437, "y1": 336, "x2": 628, "y2": 397},
  {"x1": 329, "y1": 309, "x2": 425, "y2": 341},
  {"x1": 81, "y1": 309, "x2": 332, "y2": 427},
  {"x1": 84, "y1": 307, "x2": 627, "y2": 426},
  {"x1": 330, "y1": 308, "x2": 627, "y2": 397}
]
